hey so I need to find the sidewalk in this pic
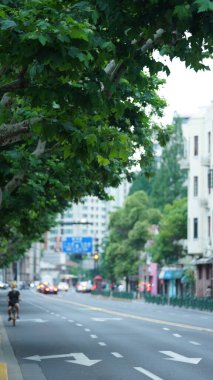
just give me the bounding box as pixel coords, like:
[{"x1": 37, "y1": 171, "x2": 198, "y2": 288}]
[{"x1": 0, "y1": 315, "x2": 23, "y2": 380}]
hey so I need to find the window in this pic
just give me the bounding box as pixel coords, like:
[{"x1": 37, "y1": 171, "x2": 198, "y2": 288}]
[
  {"x1": 198, "y1": 266, "x2": 202, "y2": 280},
  {"x1": 208, "y1": 169, "x2": 213, "y2": 194},
  {"x1": 208, "y1": 131, "x2": 211, "y2": 154},
  {"x1": 208, "y1": 216, "x2": 211, "y2": 238},
  {"x1": 193, "y1": 218, "x2": 198, "y2": 238},
  {"x1": 193, "y1": 176, "x2": 198, "y2": 196},
  {"x1": 194, "y1": 136, "x2": 198, "y2": 156},
  {"x1": 206, "y1": 266, "x2": 210, "y2": 280}
]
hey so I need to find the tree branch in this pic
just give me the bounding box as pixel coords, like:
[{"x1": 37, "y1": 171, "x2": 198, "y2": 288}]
[
  {"x1": 0, "y1": 67, "x2": 28, "y2": 96},
  {"x1": 0, "y1": 117, "x2": 42, "y2": 147},
  {"x1": 1, "y1": 139, "x2": 46, "y2": 205},
  {"x1": 105, "y1": 29, "x2": 165, "y2": 85}
]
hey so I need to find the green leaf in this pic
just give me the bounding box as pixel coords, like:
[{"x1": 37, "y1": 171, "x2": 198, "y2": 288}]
[
  {"x1": 194, "y1": 0, "x2": 213, "y2": 12},
  {"x1": 1, "y1": 19, "x2": 17, "y2": 30},
  {"x1": 97, "y1": 155, "x2": 110, "y2": 166}
]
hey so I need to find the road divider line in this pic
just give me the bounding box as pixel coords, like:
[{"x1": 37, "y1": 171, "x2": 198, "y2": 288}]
[
  {"x1": 134, "y1": 367, "x2": 164, "y2": 380},
  {"x1": 0, "y1": 363, "x2": 8, "y2": 380},
  {"x1": 34, "y1": 292, "x2": 213, "y2": 333}
]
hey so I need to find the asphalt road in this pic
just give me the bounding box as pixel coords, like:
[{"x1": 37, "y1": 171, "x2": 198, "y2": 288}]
[{"x1": 0, "y1": 289, "x2": 212, "y2": 380}]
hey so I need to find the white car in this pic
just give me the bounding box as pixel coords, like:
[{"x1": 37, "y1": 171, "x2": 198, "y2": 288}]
[
  {"x1": 76, "y1": 281, "x2": 92, "y2": 293},
  {"x1": 58, "y1": 282, "x2": 69, "y2": 291}
]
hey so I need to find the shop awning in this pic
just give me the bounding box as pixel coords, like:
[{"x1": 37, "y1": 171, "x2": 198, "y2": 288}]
[
  {"x1": 159, "y1": 269, "x2": 184, "y2": 280},
  {"x1": 195, "y1": 257, "x2": 213, "y2": 265}
]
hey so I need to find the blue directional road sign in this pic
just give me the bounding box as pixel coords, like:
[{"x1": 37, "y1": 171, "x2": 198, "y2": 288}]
[{"x1": 62, "y1": 237, "x2": 93, "y2": 255}]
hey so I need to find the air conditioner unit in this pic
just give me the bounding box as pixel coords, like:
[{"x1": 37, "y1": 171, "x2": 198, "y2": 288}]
[
  {"x1": 201, "y1": 156, "x2": 210, "y2": 167},
  {"x1": 199, "y1": 198, "x2": 209, "y2": 208}
]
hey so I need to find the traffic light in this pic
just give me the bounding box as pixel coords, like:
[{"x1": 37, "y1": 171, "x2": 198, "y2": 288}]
[{"x1": 93, "y1": 253, "x2": 99, "y2": 261}]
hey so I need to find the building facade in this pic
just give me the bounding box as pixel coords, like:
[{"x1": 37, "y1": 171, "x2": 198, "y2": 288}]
[{"x1": 183, "y1": 103, "x2": 213, "y2": 297}]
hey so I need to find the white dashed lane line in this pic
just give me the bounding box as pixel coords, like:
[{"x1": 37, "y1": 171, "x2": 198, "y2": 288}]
[
  {"x1": 189, "y1": 341, "x2": 201, "y2": 346},
  {"x1": 162, "y1": 327, "x2": 170, "y2": 331},
  {"x1": 90, "y1": 334, "x2": 98, "y2": 339},
  {"x1": 99, "y1": 342, "x2": 107, "y2": 346},
  {"x1": 111, "y1": 352, "x2": 123, "y2": 358},
  {"x1": 85, "y1": 328, "x2": 90, "y2": 332},
  {"x1": 173, "y1": 334, "x2": 182, "y2": 338},
  {"x1": 76, "y1": 323, "x2": 83, "y2": 326}
]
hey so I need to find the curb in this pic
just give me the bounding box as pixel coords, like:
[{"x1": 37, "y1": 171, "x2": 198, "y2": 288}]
[
  {"x1": 0, "y1": 362, "x2": 8, "y2": 380},
  {"x1": 0, "y1": 315, "x2": 24, "y2": 380}
]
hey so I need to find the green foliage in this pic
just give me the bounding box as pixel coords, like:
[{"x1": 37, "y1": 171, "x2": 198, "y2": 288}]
[
  {"x1": 0, "y1": 1, "x2": 212, "y2": 265},
  {"x1": 149, "y1": 198, "x2": 187, "y2": 264},
  {"x1": 103, "y1": 191, "x2": 159, "y2": 281},
  {"x1": 129, "y1": 117, "x2": 187, "y2": 209}
]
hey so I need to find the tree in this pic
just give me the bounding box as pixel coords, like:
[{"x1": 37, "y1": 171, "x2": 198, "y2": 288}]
[
  {"x1": 149, "y1": 198, "x2": 187, "y2": 264},
  {"x1": 103, "y1": 191, "x2": 160, "y2": 283},
  {"x1": 150, "y1": 117, "x2": 187, "y2": 209},
  {"x1": 129, "y1": 117, "x2": 188, "y2": 209},
  {"x1": 0, "y1": 1, "x2": 212, "y2": 264}
]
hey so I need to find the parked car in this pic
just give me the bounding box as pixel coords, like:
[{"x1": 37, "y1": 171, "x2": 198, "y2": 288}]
[
  {"x1": 0, "y1": 281, "x2": 9, "y2": 290},
  {"x1": 75, "y1": 281, "x2": 92, "y2": 293},
  {"x1": 58, "y1": 282, "x2": 69, "y2": 292}
]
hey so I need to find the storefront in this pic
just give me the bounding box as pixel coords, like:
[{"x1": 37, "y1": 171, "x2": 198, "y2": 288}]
[{"x1": 159, "y1": 267, "x2": 184, "y2": 297}]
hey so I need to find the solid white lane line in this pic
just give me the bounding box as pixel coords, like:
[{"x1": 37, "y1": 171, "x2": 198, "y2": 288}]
[
  {"x1": 99, "y1": 342, "x2": 107, "y2": 346},
  {"x1": 173, "y1": 334, "x2": 182, "y2": 338},
  {"x1": 111, "y1": 352, "x2": 123, "y2": 358},
  {"x1": 189, "y1": 341, "x2": 201, "y2": 346},
  {"x1": 90, "y1": 335, "x2": 98, "y2": 339},
  {"x1": 134, "y1": 367, "x2": 164, "y2": 380},
  {"x1": 163, "y1": 328, "x2": 170, "y2": 331}
]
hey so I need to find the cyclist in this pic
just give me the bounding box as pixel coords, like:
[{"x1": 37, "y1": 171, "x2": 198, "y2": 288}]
[{"x1": 8, "y1": 281, "x2": 20, "y2": 321}]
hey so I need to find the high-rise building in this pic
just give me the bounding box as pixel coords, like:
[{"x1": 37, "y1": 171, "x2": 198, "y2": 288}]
[
  {"x1": 43, "y1": 181, "x2": 131, "y2": 268},
  {"x1": 182, "y1": 103, "x2": 213, "y2": 297}
]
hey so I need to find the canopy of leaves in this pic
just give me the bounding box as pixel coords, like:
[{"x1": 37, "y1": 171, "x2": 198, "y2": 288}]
[
  {"x1": 149, "y1": 197, "x2": 187, "y2": 264},
  {"x1": 0, "y1": 1, "x2": 212, "y2": 265}
]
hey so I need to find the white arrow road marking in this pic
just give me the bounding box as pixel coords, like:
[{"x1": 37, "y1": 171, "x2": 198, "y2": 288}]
[
  {"x1": 66, "y1": 353, "x2": 102, "y2": 367},
  {"x1": 25, "y1": 353, "x2": 77, "y2": 362},
  {"x1": 91, "y1": 317, "x2": 122, "y2": 322},
  {"x1": 19, "y1": 319, "x2": 48, "y2": 323},
  {"x1": 25, "y1": 353, "x2": 102, "y2": 366},
  {"x1": 160, "y1": 351, "x2": 202, "y2": 364},
  {"x1": 134, "y1": 367, "x2": 164, "y2": 380}
]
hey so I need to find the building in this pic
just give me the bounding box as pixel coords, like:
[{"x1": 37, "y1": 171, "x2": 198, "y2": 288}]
[
  {"x1": 182, "y1": 103, "x2": 213, "y2": 297},
  {"x1": 42, "y1": 181, "x2": 131, "y2": 273}
]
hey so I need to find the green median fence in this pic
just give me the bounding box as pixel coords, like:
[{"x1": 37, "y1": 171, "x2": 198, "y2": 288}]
[
  {"x1": 144, "y1": 293, "x2": 213, "y2": 312},
  {"x1": 91, "y1": 289, "x2": 134, "y2": 299}
]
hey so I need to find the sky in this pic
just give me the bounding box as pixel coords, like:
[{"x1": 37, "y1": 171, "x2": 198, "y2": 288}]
[{"x1": 158, "y1": 58, "x2": 213, "y2": 124}]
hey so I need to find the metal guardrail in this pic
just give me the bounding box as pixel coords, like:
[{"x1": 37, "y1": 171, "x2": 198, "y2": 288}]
[{"x1": 144, "y1": 294, "x2": 213, "y2": 312}]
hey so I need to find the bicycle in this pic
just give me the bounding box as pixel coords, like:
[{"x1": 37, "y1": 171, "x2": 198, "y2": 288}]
[{"x1": 11, "y1": 304, "x2": 17, "y2": 327}]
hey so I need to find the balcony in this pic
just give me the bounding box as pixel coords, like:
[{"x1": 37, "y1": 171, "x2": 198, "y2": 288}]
[{"x1": 201, "y1": 155, "x2": 210, "y2": 167}]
